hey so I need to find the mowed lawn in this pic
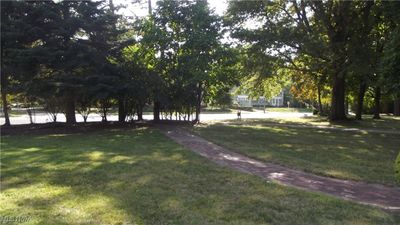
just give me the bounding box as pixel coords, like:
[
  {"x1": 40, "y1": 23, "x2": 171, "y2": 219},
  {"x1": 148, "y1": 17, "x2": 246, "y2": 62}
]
[
  {"x1": 193, "y1": 120, "x2": 400, "y2": 185},
  {"x1": 263, "y1": 115, "x2": 400, "y2": 132},
  {"x1": 1, "y1": 128, "x2": 399, "y2": 224}
]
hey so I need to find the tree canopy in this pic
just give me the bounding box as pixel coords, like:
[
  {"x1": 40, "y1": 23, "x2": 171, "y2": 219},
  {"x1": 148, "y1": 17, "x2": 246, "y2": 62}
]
[{"x1": 1, "y1": 0, "x2": 399, "y2": 125}]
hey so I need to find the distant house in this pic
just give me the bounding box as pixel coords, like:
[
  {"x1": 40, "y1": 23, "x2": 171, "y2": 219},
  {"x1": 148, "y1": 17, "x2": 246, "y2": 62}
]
[
  {"x1": 236, "y1": 95, "x2": 252, "y2": 107},
  {"x1": 268, "y1": 91, "x2": 284, "y2": 107},
  {"x1": 234, "y1": 91, "x2": 284, "y2": 107}
]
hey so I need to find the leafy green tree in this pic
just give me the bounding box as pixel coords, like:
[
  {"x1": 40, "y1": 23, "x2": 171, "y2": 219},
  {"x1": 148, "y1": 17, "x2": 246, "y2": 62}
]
[
  {"x1": 379, "y1": 2, "x2": 400, "y2": 116},
  {"x1": 209, "y1": 89, "x2": 232, "y2": 109},
  {"x1": 118, "y1": 44, "x2": 153, "y2": 121},
  {"x1": 226, "y1": 1, "x2": 383, "y2": 120},
  {"x1": 345, "y1": 1, "x2": 375, "y2": 120},
  {"x1": 151, "y1": 0, "x2": 226, "y2": 122},
  {"x1": 381, "y1": 27, "x2": 400, "y2": 116},
  {"x1": 206, "y1": 46, "x2": 242, "y2": 108}
]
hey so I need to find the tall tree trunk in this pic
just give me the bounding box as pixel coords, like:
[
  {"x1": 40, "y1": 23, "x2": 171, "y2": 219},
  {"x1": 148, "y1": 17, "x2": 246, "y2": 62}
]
[
  {"x1": 1, "y1": 49, "x2": 10, "y2": 126},
  {"x1": 102, "y1": 107, "x2": 108, "y2": 122},
  {"x1": 1, "y1": 32, "x2": 10, "y2": 126},
  {"x1": 330, "y1": 73, "x2": 346, "y2": 121},
  {"x1": 118, "y1": 97, "x2": 126, "y2": 122},
  {"x1": 373, "y1": 86, "x2": 381, "y2": 119},
  {"x1": 137, "y1": 111, "x2": 143, "y2": 121},
  {"x1": 137, "y1": 105, "x2": 143, "y2": 121},
  {"x1": 394, "y1": 95, "x2": 400, "y2": 116},
  {"x1": 317, "y1": 85, "x2": 323, "y2": 115},
  {"x1": 148, "y1": 0, "x2": 152, "y2": 15},
  {"x1": 1, "y1": 88, "x2": 10, "y2": 126},
  {"x1": 355, "y1": 81, "x2": 367, "y2": 120},
  {"x1": 109, "y1": 0, "x2": 115, "y2": 13},
  {"x1": 65, "y1": 98, "x2": 76, "y2": 124},
  {"x1": 195, "y1": 83, "x2": 202, "y2": 123},
  {"x1": 27, "y1": 109, "x2": 33, "y2": 124},
  {"x1": 153, "y1": 99, "x2": 160, "y2": 122}
]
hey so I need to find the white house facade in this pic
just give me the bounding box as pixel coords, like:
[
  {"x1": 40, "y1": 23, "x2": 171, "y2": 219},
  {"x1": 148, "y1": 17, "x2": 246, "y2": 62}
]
[
  {"x1": 236, "y1": 95, "x2": 252, "y2": 107},
  {"x1": 268, "y1": 91, "x2": 284, "y2": 107},
  {"x1": 234, "y1": 91, "x2": 285, "y2": 108}
]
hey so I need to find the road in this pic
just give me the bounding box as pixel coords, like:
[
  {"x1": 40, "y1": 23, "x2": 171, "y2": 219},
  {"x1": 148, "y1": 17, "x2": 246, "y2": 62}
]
[{"x1": 0, "y1": 110, "x2": 312, "y2": 125}]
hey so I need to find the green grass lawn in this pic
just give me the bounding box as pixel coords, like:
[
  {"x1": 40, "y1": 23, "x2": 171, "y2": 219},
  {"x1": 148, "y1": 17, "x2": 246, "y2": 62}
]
[
  {"x1": 193, "y1": 120, "x2": 400, "y2": 185},
  {"x1": 264, "y1": 115, "x2": 400, "y2": 132},
  {"x1": 1, "y1": 128, "x2": 399, "y2": 224},
  {"x1": 263, "y1": 107, "x2": 312, "y2": 113}
]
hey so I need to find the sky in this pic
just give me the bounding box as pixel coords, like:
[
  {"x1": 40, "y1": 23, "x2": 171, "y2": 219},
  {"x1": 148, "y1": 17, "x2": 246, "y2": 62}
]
[{"x1": 114, "y1": 0, "x2": 229, "y2": 18}]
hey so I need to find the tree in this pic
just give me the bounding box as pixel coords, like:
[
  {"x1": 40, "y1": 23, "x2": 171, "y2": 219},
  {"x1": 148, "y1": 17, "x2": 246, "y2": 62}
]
[
  {"x1": 381, "y1": 27, "x2": 400, "y2": 116},
  {"x1": 145, "y1": 0, "x2": 224, "y2": 122},
  {"x1": 206, "y1": 47, "x2": 242, "y2": 108},
  {"x1": 346, "y1": 1, "x2": 374, "y2": 120},
  {"x1": 226, "y1": 1, "x2": 382, "y2": 120},
  {"x1": 76, "y1": 93, "x2": 92, "y2": 123},
  {"x1": 290, "y1": 67, "x2": 330, "y2": 114},
  {"x1": 209, "y1": 89, "x2": 232, "y2": 109},
  {"x1": 118, "y1": 43, "x2": 153, "y2": 121},
  {"x1": 21, "y1": 1, "x2": 121, "y2": 124},
  {"x1": 379, "y1": 2, "x2": 400, "y2": 116},
  {"x1": 1, "y1": 1, "x2": 45, "y2": 126},
  {"x1": 43, "y1": 97, "x2": 62, "y2": 123}
]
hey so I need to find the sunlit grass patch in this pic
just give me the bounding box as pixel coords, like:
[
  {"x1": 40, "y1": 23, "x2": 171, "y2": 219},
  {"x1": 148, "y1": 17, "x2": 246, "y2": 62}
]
[
  {"x1": 194, "y1": 122, "x2": 400, "y2": 185},
  {"x1": 239, "y1": 114, "x2": 400, "y2": 131},
  {"x1": 1, "y1": 128, "x2": 399, "y2": 224}
]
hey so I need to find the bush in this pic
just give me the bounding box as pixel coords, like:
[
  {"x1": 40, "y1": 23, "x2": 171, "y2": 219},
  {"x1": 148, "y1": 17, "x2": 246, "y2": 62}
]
[{"x1": 396, "y1": 152, "x2": 400, "y2": 184}]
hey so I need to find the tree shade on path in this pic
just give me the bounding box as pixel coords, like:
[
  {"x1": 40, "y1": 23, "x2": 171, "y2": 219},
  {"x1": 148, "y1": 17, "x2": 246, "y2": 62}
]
[{"x1": 158, "y1": 125, "x2": 400, "y2": 211}]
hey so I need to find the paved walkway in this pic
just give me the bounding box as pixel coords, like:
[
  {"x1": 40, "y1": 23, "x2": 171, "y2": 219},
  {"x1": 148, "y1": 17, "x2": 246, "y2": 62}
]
[{"x1": 158, "y1": 125, "x2": 400, "y2": 211}]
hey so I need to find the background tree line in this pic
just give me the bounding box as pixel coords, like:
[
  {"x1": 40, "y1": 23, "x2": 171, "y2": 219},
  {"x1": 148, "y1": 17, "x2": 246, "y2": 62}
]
[
  {"x1": 1, "y1": 0, "x2": 400, "y2": 126},
  {"x1": 226, "y1": 0, "x2": 400, "y2": 120},
  {"x1": 1, "y1": 0, "x2": 240, "y2": 126}
]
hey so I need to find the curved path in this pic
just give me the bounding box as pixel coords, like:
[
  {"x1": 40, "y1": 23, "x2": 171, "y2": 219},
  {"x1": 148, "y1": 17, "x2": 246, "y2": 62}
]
[{"x1": 158, "y1": 125, "x2": 400, "y2": 211}]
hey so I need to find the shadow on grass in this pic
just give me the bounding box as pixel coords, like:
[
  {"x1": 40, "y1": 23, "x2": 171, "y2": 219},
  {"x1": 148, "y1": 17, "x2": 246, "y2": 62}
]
[
  {"x1": 195, "y1": 122, "x2": 399, "y2": 185},
  {"x1": 1, "y1": 128, "x2": 399, "y2": 224}
]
